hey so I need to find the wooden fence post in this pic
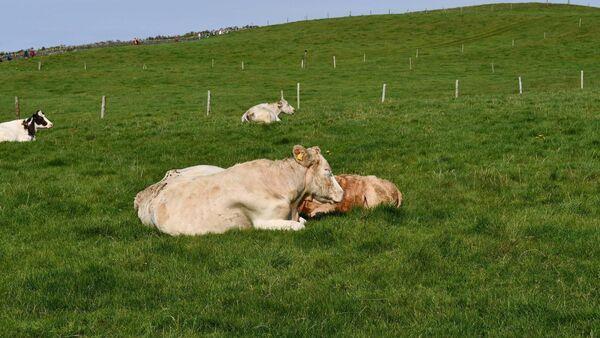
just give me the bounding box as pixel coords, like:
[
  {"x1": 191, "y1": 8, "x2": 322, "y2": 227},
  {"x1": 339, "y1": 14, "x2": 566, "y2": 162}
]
[
  {"x1": 296, "y1": 83, "x2": 300, "y2": 110},
  {"x1": 461, "y1": 44, "x2": 464, "y2": 53},
  {"x1": 207, "y1": 90, "x2": 211, "y2": 115},
  {"x1": 38, "y1": 61, "x2": 42, "y2": 71},
  {"x1": 580, "y1": 70, "x2": 584, "y2": 89},
  {"x1": 409, "y1": 57, "x2": 412, "y2": 70},
  {"x1": 518, "y1": 77, "x2": 523, "y2": 95},
  {"x1": 455, "y1": 80, "x2": 459, "y2": 98},
  {"x1": 333, "y1": 56, "x2": 336, "y2": 69},
  {"x1": 363, "y1": 53, "x2": 366, "y2": 62},
  {"x1": 211, "y1": 59, "x2": 214, "y2": 68},
  {"x1": 101, "y1": 96, "x2": 106, "y2": 118},
  {"x1": 241, "y1": 61, "x2": 244, "y2": 71},
  {"x1": 381, "y1": 84, "x2": 387, "y2": 103},
  {"x1": 84, "y1": 62, "x2": 87, "y2": 70},
  {"x1": 15, "y1": 96, "x2": 20, "y2": 119}
]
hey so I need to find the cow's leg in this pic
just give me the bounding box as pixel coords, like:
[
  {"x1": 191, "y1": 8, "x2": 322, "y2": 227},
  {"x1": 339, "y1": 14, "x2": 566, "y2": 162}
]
[{"x1": 253, "y1": 220, "x2": 305, "y2": 231}]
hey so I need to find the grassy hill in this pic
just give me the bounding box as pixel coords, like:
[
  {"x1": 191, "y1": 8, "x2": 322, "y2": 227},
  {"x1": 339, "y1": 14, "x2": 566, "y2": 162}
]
[{"x1": 0, "y1": 3, "x2": 598, "y2": 336}]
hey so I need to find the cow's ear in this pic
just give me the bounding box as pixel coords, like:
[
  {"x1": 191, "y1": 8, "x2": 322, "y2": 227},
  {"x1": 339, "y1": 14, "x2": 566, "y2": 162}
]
[
  {"x1": 293, "y1": 145, "x2": 310, "y2": 167},
  {"x1": 310, "y1": 146, "x2": 321, "y2": 155}
]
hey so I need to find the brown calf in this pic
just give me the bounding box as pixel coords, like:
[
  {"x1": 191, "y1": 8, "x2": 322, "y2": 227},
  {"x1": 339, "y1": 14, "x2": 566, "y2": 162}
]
[{"x1": 298, "y1": 174, "x2": 403, "y2": 218}]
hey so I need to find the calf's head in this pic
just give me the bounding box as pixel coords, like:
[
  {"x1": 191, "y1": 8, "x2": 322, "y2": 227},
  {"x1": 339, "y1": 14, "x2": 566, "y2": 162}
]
[
  {"x1": 278, "y1": 99, "x2": 295, "y2": 115},
  {"x1": 293, "y1": 145, "x2": 344, "y2": 203}
]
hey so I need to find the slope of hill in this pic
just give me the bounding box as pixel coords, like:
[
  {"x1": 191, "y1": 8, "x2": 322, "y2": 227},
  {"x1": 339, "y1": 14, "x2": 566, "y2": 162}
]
[{"x1": 0, "y1": 3, "x2": 598, "y2": 336}]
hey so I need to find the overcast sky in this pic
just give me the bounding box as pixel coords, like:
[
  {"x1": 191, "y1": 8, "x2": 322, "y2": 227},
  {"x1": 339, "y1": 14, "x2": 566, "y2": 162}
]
[{"x1": 1, "y1": 0, "x2": 597, "y2": 52}]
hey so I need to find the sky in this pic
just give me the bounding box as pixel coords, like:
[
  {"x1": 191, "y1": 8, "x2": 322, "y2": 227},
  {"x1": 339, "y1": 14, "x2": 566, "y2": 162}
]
[{"x1": 1, "y1": 0, "x2": 598, "y2": 52}]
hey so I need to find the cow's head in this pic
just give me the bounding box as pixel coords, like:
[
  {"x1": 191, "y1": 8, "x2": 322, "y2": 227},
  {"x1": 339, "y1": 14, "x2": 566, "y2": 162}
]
[
  {"x1": 278, "y1": 99, "x2": 295, "y2": 115},
  {"x1": 293, "y1": 145, "x2": 344, "y2": 204},
  {"x1": 29, "y1": 110, "x2": 53, "y2": 129}
]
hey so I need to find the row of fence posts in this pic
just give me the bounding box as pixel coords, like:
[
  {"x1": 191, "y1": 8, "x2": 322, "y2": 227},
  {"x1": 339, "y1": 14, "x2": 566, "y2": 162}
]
[
  {"x1": 29, "y1": 22, "x2": 587, "y2": 75},
  {"x1": 9, "y1": 71, "x2": 586, "y2": 119}
]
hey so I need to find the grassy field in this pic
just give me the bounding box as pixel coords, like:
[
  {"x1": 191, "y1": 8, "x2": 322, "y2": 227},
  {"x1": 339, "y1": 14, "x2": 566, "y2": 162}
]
[{"x1": 1, "y1": 3, "x2": 599, "y2": 336}]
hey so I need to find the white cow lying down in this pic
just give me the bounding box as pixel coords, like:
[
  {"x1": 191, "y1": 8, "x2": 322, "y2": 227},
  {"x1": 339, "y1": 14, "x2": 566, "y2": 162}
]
[
  {"x1": 134, "y1": 145, "x2": 344, "y2": 236},
  {"x1": 0, "y1": 110, "x2": 54, "y2": 142},
  {"x1": 241, "y1": 98, "x2": 295, "y2": 124}
]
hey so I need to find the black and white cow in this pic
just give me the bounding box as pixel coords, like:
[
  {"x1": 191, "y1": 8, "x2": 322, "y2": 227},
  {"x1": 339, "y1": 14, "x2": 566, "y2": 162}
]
[{"x1": 0, "y1": 110, "x2": 54, "y2": 142}]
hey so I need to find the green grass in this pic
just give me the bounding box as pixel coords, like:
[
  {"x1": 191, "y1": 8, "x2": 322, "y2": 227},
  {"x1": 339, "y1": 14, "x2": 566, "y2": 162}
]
[{"x1": 1, "y1": 3, "x2": 599, "y2": 336}]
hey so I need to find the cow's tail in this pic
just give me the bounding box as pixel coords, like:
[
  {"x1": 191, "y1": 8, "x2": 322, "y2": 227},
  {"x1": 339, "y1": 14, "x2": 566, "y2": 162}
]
[{"x1": 395, "y1": 188, "x2": 403, "y2": 208}]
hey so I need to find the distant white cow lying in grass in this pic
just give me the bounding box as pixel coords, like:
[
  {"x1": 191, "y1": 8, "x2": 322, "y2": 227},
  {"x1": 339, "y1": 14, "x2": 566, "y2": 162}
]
[
  {"x1": 241, "y1": 98, "x2": 295, "y2": 123},
  {"x1": 0, "y1": 110, "x2": 54, "y2": 142},
  {"x1": 134, "y1": 145, "x2": 343, "y2": 236}
]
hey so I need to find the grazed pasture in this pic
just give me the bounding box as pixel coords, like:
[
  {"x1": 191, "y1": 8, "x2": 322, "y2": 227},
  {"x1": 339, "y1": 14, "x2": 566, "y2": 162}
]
[{"x1": 0, "y1": 3, "x2": 598, "y2": 336}]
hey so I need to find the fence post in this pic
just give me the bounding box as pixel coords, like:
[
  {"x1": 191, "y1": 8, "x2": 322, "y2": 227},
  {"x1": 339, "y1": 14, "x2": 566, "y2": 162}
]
[
  {"x1": 579, "y1": 18, "x2": 582, "y2": 28},
  {"x1": 101, "y1": 96, "x2": 106, "y2": 118},
  {"x1": 518, "y1": 77, "x2": 523, "y2": 95},
  {"x1": 581, "y1": 70, "x2": 584, "y2": 89},
  {"x1": 15, "y1": 96, "x2": 20, "y2": 119},
  {"x1": 207, "y1": 90, "x2": 211, "y2": 115},
  {"x1": 241, "y1": 61, "x2": 244, "y2": 71},
  {"x1": 512, "y1": 39, "x2": 515, "y2": 47},
  {"x1": 296, "y1": 83, "x2": 300, "y2": 110},
  {"x1": 409, "y1": 57, "x2": 412, "y2": 70},
  {"x1": 363, "y1": 53, "x2": 366, "y2": 62},
  {"x1": 211, "y1": 59, "x2": 214, "y2": 68},
  {"x1": 455, "y1": 80, "x2": 459, "y2": 98},
  {"x1": 84, "y1": 62, "x2": 87, "y2": 70},
  {"x1": 381, "y1": 84, "x2": 387, "y2": 103},
  {"x1": 333, "y1": 56, "x2": 336, "y2": 69},
  {"x1": 38, "y1": 61, "x2": 42, "y2": 71}
]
